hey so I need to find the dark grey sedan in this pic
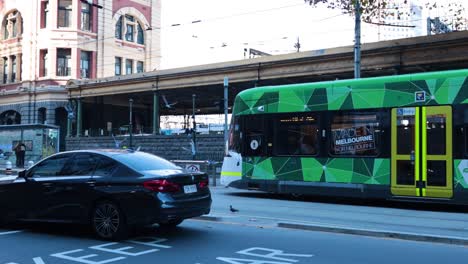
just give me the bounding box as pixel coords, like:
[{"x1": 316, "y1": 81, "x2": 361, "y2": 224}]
[{"x1": 0, "y1": 149, "x2": 211, "y2": 240}]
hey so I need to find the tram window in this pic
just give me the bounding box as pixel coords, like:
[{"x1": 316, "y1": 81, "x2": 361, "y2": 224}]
[
  {"x1": 465, "y1": 108, "x2": 468, "y2": 156},
  {"x1": 462, "y1": 126, "x2": 468, "y2": 156},
  {"x1": 426, "y1": 114, "x2": 446, "y2": 155},
  {"x1": 274, "y1": 114, "x2": 319, "y2": 156},
  {"x1": 228, "y1": 116, "x2": 241, "y2": 152},
  {"x1": 242, "y1": 115, "x2": 266, "y2": 156},
  {"x1": 329, "y1": 112, "x2": 381, "y2": 157},
  {"x1": 397, "y1": 115, "x2": 415, "y2": 155}
]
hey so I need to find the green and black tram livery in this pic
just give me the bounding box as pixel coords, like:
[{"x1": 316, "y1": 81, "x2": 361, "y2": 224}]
[{"x1": 220, "y1": 69, "x2": 468, "y2": 203}]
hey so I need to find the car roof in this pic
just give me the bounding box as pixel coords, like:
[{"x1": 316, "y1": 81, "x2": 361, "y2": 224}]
[{"x1": 54, "y1": 149, "x2": 139, "y2": 157}]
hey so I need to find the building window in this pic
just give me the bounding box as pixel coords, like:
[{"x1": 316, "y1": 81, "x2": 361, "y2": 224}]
[
  {"x1": 40, "y1": 49, "x2": 48, "y2": 77},
  {"x1": 137, "y1": 23, "x2": 144, "y2": 44},
  {"x1": 136, "y1": 61, "x2": 144, "y2": 73},
  {"x1": 2, "y1": 57, "x2": 8, "y2": 84},
  {"x1": 56, "y1": 48, "x2": 71, "y2": 76},
  {"x1": 3, "y1": 11, "x2": 22, "y2": 39},
  {"x1": 125, "y1": 15, "x2": 134, "y2": 42},
  {"x1": 3, "y1": 23, "x2": 7, "y2": 39},
  {"x1": 58, "y1": 0, "x2": 72, "y2": 28},
  {"x1": 38, "y1": 108, "x2": 47, "y2": 124},
  {"x1": 41, "y1": 1, "x2": 49, "y2": 28},
  {"x1": 115, "y1": 57, "x2": 122, "y2": 76},
  {"x1": 126, "y1": 59, "x2": 133, "y2": 74},
  {"x1": 11, "y1": 56, "x2": 16, "y2": 82},
  {"x1": 116, "y1": 14, "x2": 145, "y2": 44},
  {"x1": 80, "y1": 51, "x2": 91, "y2": 78},
  {"x1": 11, "y1": 17, "x2": 17, "y2": 37},
  {"x1": 81, "y1": 2, "x2": 92, "y2": 31},
  {"x1": 115, "y1": 16, "x2": 123, "y2": 39}
]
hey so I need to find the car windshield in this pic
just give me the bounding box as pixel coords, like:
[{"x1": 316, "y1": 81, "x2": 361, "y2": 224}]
[{"x1": 112, "y1": 151, "x2": 180, "y2": 172}]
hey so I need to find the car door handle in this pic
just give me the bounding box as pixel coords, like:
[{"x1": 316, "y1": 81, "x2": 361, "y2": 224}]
[{"x1": 42, "y1": 183, "x2": 53, "y2": 187}]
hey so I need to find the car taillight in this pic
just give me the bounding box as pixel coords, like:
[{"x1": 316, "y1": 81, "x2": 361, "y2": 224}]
[
  {"x1": 198, "y1": 179, "x2": 209, "y2": 188},
  {"x1": 143, "y1": 180, "x2": 180, "y2": 193}
]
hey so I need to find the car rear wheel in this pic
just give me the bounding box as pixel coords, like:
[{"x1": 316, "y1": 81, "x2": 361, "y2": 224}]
[
  {"x1": 158, "y1": 219, "x2": 184, "y2": 229},
  {"x1": 92, "y1": 201, "x2": 128, "y2": 240}
]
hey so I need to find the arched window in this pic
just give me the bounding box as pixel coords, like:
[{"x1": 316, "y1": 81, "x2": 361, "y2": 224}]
[
  {"x1": 38, "y1": 108, "x2": 47, "y2": 124},
  {"x1": 2, "y1": 10, "x2": 22, "y2": 40},
  {"x1": 115, "y1": 14, "x2": 145, "y2": 45},
  {"x1": 137, "y1": 23, "x2": 144, "y2": 44},
  {"x1": 115, "y1": 16, "x2": 123, "y2": 39},
  {"x1": 2, "y1": 57, "x2": 8, "y2": 83},
  {"x1": 124, "y1": 15, "x2": 134, "y2": 42},
  {"x1": 0, "y1": 110, "x2": 21, "y2": 125}
]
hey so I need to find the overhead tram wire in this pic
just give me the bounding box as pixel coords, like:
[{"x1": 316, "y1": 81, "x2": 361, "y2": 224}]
[
  {"x1": 71, "y1": 13, "x2": 429, "y2": 70},
  {"x1": 76, "y1": 19, "x2": 355, "y2": 70},
  {"x1": 72, "y1": 1, "x2": 457, "y2": 48},
  {"x1": 69, "y1": 4, "x2": 437, "y2": 70},
  {"x1": 69, "y1": 1, "x2": 304, "y2": 48},
  {"x1": 68, "y1": 14, "x2": 358, "y2": 71},
  {"x1": 72, "y1": 7, "x2": 423, "y2": 63},
  {"x1": 77, "y1": 11, "x2": 351, "y2": 64}
]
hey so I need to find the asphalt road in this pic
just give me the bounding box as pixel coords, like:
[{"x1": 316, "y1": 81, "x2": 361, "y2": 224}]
[
  {"x1": 208, "y1": 186, "x2": 468, "y2": 242},
  {"x1": 1, "y1": 185, "x2": 468, "y2": 264},
  {"x1": 1, "y1": 219, "x2": 468, "y2": 264}
]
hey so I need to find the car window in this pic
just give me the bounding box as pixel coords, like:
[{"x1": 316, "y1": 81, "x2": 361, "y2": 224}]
[
  {"x1": 112, "y1": 151, "x2": 179, "y2": 172},
  {"x1": 112, "y1": 164, "x2": 140, "y2": 177},
  {"x1": 60, "y1": 153, "x2": 97, "y2": 176},
  {"x1": 93, "y1": 155, "x2": 119, "y2": 177},
  {"x1": 28, "y1": 154, "x2": 71, "y2": 177}
]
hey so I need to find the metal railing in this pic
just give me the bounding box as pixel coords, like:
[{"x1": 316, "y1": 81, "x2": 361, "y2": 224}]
[{"x1": 79, "y1": 127, "x2": 226, "y2": 137}]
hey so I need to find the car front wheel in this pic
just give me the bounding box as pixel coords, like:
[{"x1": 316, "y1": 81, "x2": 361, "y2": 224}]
[{"x1": 92, "y1": 201, "x2": 128, "y2": 240}]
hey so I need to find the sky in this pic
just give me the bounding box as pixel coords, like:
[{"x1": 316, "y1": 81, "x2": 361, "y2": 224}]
[
  {"x1": 160, "y1": 0, "x2": 356, "y2": 69},
  {"x1": 160, "y1": 0, "x2": 468, "y2": 70}
]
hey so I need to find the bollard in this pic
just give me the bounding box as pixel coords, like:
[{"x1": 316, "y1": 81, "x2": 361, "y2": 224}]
[
  {"x1": 208, "y1": 161, "x2": 216, "y2": 187},
  {"x1": 5, "y1": 161, "x2": 12, "y2": 175},
  {"x1": 27, "y1": 160, "x2": 34, "y2": 169}
]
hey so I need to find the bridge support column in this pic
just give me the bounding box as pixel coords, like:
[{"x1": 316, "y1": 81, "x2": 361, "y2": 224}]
[{"x1": 152, "y1": 91, "x2": 160, "y2": 135}]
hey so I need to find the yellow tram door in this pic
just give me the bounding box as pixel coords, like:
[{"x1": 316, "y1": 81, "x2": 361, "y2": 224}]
[{"x1": 391, "y1": 106, "x2": 453, "y2": 198}]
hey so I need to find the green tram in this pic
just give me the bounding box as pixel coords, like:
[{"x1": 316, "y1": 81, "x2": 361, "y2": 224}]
[{"x1": 220, "y1": 69, "x2": 468, "y2": 203}]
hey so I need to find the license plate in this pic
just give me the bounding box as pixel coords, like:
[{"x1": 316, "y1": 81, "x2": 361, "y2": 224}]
[{"x1": 183, "y1": 184, "x2": 197, "y2": 194}]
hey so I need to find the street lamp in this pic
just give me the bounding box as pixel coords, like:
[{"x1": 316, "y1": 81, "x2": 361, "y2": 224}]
[
  {"x1": 129, "y1": 98, "x2": 133, "y2": 149},
  {"x1": 223, "y1": 77, "x2": 229, "y2": 156},
  {"x1": 354, "y1": 0, "x2": 361, "y2": 79},
  {"x1": 192, "y1": 94, "x2": 196, "y2": 160}
]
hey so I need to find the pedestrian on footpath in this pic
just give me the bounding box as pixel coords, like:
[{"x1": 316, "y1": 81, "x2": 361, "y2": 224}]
[{"x1": 13, "y1": 142, "x2": 26, "y2": 168}]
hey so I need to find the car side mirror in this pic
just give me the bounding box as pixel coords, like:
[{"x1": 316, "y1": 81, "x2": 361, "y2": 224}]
[{"x1": 18, "y1": 170, "x2": 27, "y2": 178}]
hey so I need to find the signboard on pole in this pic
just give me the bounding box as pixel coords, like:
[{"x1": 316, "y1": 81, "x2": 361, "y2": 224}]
[{"x1": 185, "y1": 164, "x2": 200, "y2": 173}]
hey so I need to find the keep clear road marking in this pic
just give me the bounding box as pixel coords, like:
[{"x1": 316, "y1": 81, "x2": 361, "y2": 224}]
[{"x1": 0, "y1": 230, "x2": 22, "y2": 236}]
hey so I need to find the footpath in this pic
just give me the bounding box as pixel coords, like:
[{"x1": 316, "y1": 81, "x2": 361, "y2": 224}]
[{"x1": 203, "y1": 186, "x2": 468, "y2": 246}]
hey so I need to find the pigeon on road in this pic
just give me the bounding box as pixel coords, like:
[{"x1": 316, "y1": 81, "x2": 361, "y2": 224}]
[{"x1": 229, "y1": 205, "x2": 239, "y2": 213}]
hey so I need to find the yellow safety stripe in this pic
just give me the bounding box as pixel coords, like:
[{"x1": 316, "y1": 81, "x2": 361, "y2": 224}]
[
  {"x1": 421, "y1": 107, "x2": 427, "y2": 197},
  {"x1": 415, "y1": 108, "x2": 420, "y2": 196},
  {"x1": 221, "y1": 171, "x2": 242, "y2": 176}
]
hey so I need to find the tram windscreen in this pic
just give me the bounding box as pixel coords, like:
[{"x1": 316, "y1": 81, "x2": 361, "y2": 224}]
[{"x1": 228, "y1": 116, "x2": 240, "y2": 152}]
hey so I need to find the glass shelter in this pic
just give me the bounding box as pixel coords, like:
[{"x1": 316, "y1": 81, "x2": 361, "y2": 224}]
[{"x1": 0, "y1": 124, "x2": 60, "y2": 167}]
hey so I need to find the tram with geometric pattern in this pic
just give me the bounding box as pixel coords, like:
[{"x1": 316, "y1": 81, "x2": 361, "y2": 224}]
[{"x1": 221, "y1": 69, "x2": 468, "y2": 203}]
